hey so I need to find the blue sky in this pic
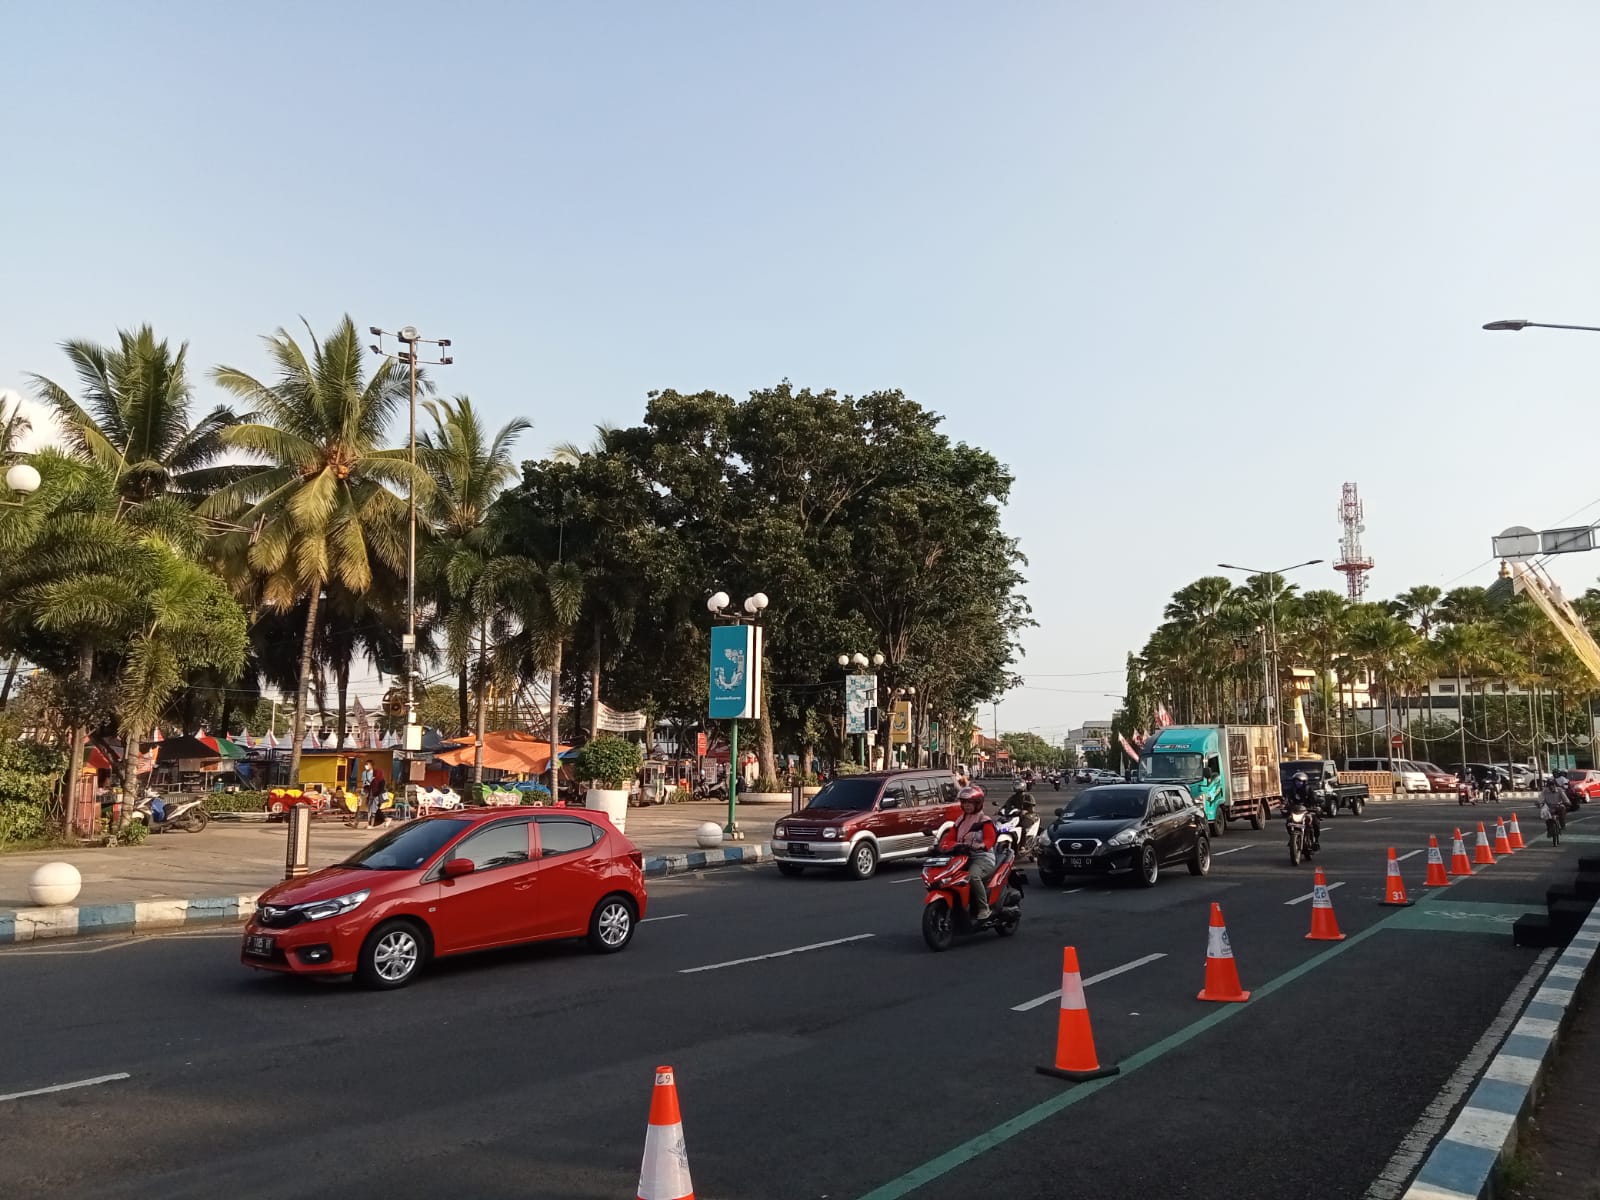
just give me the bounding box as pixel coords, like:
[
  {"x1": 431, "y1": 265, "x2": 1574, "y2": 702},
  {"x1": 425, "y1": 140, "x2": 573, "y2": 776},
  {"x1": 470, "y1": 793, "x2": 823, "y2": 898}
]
[{"x1": 6, "y1": 2, "x2": 1600, "y2": 738}]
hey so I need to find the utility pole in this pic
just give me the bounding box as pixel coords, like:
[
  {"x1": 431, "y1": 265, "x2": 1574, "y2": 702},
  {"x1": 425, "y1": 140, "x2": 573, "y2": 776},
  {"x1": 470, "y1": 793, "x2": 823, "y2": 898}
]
[{"x1": 369, "y1": 326, "x2": 452, "y2": 808}]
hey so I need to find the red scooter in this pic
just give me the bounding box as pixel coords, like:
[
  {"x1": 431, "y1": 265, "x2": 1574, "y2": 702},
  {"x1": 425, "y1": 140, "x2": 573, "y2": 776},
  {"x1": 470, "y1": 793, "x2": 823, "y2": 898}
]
[{"x1": 921, "y1": 843, "x2": 1024, "y2": 951}]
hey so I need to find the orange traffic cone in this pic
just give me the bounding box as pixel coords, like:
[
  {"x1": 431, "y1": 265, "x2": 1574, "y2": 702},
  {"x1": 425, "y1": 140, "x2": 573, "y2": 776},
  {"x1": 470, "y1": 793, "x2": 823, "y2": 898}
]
[
  {"x1": 1473, "y1": 821, "x2": 1496, "y2": 866},
  {"x1": 1424, "y1": 836, "x2": 1451, "y2": 887},
  {"x1": 1508, "y1": 814, "x2": 1526, "y2": 850},
  {"x1": 1493, "y1": 818, "x2": 1513, "y2": 856},
  {"x1": 1197, "y1": 902, "x2": 1251, "y2": 1002},
  {"x1": 637, "y1": 1066, "x2": 694, "y2": 1200},
  {"x1": 1305, "y1": 868, "x2": 1346, "y2": 940},
  {"x1": 1380, "y1": 848, "x2": 1414, "y2": 907},
  {"x1": 1036, "y1": 947, "x2": 1120, "y2": 1081},
  {"x1": 1449, "y1": 828, "x2": 1473, "y2": 877}
]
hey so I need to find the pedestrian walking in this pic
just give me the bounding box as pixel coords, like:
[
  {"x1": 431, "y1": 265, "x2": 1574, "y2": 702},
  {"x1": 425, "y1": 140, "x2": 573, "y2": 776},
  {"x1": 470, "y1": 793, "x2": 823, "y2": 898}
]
[{"x1": 366, "y1": 770, "x2": 387, "y2": 828}]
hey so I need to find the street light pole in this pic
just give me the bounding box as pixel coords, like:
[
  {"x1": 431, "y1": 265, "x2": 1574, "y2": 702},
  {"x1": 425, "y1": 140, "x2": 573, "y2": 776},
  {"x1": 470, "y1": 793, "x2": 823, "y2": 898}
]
[
  {"x1": 1483, "y1": 319, "x2": 1600, "y2": 333},
  {"x1": 709, "y1": 590, "x2": 768, "y2": 838},
  {"x1": 369, "y1": 327, "x2": 452, "y2": 802},
  {"x1": 1218, "y1": 559, "x2": 1324, "y2": 753}
]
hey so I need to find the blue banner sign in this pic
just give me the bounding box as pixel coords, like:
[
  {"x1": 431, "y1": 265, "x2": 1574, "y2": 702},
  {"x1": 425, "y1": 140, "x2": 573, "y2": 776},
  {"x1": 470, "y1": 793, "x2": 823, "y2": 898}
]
[
  {"x1": 845, "y1": 674, "x2": 877, "y2": 734},
  {"x1": 709, "y1": 624, "x2": 762, "y2": 720}
]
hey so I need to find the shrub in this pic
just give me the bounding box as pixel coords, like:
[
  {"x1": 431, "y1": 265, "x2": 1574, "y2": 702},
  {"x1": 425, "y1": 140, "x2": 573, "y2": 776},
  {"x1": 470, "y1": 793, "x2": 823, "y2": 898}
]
[
  {"x1": 750, "y1": 774, "x2": 784, "y2": 794},
  {"x1": 668, "y1": 786, "x2": 692, "y2": 804},
  {"x1": 835, "y1": 763, "x2": 865, "y2": 776},
  {"x1": 0, "y1": 798, "x2": 48, "y2": 846},
  {"x1": 203, "y1": 791, "x2": 268, "y2": 813},
  {"x1": 119, "y1": 819, "x2": 149, "y2": 845},
  {"x1": 796, "y1": 771, "x2": 822, "y2": 787},
  {"x1": 571, "y1": 736, "x2": 643, "y2": 790}
]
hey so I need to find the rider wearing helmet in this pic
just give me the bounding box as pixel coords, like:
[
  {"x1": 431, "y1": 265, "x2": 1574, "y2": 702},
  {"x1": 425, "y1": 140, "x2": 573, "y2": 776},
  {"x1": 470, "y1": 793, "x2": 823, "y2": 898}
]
[
  {"x1": 940, "y1": 785, "x2": 998, "y2": 921},
  {"x1": 1287, "y1": 770, "x2": 1322, "y2": 848}
]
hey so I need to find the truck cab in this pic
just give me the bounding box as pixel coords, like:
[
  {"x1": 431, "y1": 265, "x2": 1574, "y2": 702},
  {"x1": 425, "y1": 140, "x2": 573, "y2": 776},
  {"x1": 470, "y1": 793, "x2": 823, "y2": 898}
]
[{"x1": 1138, "y1": 727, "x2": 1228, "y2": 836}]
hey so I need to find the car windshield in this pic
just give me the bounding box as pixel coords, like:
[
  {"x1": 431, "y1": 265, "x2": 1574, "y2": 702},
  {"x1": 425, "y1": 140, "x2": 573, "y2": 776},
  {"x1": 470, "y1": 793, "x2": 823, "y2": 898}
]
[
  {"x1": 1140, "y1": 752, "x2": 1202, "y2": 782},
  {"x1": 1282, "y1": 762, "x2": 1326, "y2": 782},
  {"x1": 804, "y1": 778, "x2": 881, "y2": 812},
  {"x1": 342, "y1": 817, "x2": 467, "y2": 870},
  {"x1": 1060, "y1": 787, "x2": 1150, "y2": 821}
]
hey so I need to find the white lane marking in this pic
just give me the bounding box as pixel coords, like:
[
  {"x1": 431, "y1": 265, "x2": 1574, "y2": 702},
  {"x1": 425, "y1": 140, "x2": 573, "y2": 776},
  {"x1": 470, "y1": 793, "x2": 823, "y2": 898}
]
[
  {"x1": 679, "y1": 933, "x2": 875, "y2": 974},
  {"x1": 1063, "y1": 887, "x2": 1084, "y2": 894},
  {"x1": 1285, "y1": 880, "x2": 1346, "y2": 906},
  {"x1": 1396, "y1": 849, "x2": 1426, "y2": 863},
  {"x1": 640, "y1": 914, "x2": 687, "y2": 924},
  {"x1": 1011, "y1": 953, "x2": 1168, "y2": 1012},
  {"x1": 891, "y1": 876, "x2": 927, "y2": 885},
  {"x1": 1212, "y1": 846, "x2": 1253, "y2": 857},
  {"x1": 0, "y1": 1073, "x2": 131, "y2": 1103},
  {"x1": 1363, "y1": 817, "x2": 1392, "y2": 824},
  {"x1": 1, "y1": 931, "x2": 238, "y2": 958},
  {"x1": 1363, "y1": 947, "x2": 1554, "y2": 1199}
]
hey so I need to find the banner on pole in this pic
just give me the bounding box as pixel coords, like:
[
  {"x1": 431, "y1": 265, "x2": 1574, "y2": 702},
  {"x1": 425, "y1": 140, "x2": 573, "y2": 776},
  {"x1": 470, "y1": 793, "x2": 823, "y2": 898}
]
[
  {"x1": 890, "y1": 700, "x2": 912, "y2": 745},
  {"x1": 845, "y1": 674, "x2": 876, "y2": 734},
  {"x1": 709, "y1": 624, "x2": 762, "y2": 720}
]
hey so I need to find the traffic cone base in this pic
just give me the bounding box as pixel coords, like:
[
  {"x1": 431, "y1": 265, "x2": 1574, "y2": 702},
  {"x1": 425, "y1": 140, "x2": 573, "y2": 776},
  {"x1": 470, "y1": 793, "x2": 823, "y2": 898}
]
[
  {"x1": 1473, "y1": 822, "x2": 1496, "y2": 866},
  {"x1": 1508, "y1": 815, "x2": 1526, "y2": 851},
  {"x1": 1306, "y1": 867, "x2": 1347, "y2": 940},
  {"x1": 1493, "y1": 819, "x2": 1513, "y2": 855},
  {"x1": 638, "y1": 1066, "x2": 694, "y2": 1200},
  {"x1": 1036, "y1": 946, "x2": 1120, "y2": 1082},
  {"x1": 1380, "y1": 847, "x2": 1415, "y2": 907},
  {"x1": 1424, "y1": 836, "x2": 1451, "y2": 888},
  {"x1": 1197, "y1": 902, "x2": 1251, "y2": 1002},
  {"x1": 1449, "y1": 829, "x2": 1473, "y2": 877}
]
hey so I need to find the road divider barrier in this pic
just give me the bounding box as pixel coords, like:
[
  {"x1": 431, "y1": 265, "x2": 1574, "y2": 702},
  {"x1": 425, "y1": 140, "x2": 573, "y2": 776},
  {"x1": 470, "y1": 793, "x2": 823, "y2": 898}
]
[
  {"x1": 1508, "y1": 813, "x2": 1526, "y2": 850},
  {"x1": 1449, "y1": 828, "x2": 1474, "y2": 877},
  {"x1": 1381, "y1": 848, "x2": 1415, "y2": 907},
  {"x1": 637, "y1": 1065, "x2": 694, "y2": 1200},
  {"x1": 1305, "y1": 868, "x2": 1346, "y2": 941},
  {"x1": 1424, "y1": 836, "x2": 1451, "y2": 888},
  {"x1": 1035, "y1": 946, "x2": 1120, "y2": 1082},
  {"x1": 1197, "y1": 902, "x2": 1250, "y2": 1003},
  {"x1": 1494, "y1": 817, "x2": 1514, "y2": 856},
  {"x1": 1473, "y1": 821, "x2": 1496, "y2": 866}
]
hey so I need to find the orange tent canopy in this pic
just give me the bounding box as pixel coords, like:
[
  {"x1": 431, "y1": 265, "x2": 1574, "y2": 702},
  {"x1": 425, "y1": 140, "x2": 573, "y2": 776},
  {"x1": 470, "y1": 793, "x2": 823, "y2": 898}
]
[{"x1": 435, "y1": 732, "x2": 573, "y2": 774}]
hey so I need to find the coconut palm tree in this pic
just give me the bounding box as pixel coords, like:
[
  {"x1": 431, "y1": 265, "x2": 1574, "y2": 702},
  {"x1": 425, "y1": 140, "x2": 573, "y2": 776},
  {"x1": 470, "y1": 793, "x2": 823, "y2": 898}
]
[
  {"x1": 1294, "y1": 590, "x2": 1350, "y2": 755},
  {"x1": 203, "y1": 316, "x2": 417, "y2": 784},
  {"x1": 417, "y1": 396, "x2": 531, "y2": 742},
  {"x1": 28, "y1": 326, "x2": 244, "y2": 505},
  {"x1": 1395, "y1": 585, "x2": 1443, "y2": 638},
  {"x1": 1434, "y1": 622, "x2": 1493, "y2": 772}
]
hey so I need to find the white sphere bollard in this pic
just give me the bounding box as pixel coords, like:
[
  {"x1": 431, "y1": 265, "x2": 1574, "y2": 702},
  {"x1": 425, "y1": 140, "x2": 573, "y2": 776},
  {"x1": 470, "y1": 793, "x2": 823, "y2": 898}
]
[
  {"x1": 695, "y1": 821, "x2": 724, "y2": 849},
  {"x1": 28, "y1": 862, "x2": 82, "y2": 907}
]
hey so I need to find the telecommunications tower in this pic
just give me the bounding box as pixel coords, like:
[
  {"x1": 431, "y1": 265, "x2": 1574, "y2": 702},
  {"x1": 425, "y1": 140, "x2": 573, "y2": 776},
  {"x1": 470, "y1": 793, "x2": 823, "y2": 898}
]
[{"x1": 1333, "y1": 481, "x2": 1374, "y2": 600}]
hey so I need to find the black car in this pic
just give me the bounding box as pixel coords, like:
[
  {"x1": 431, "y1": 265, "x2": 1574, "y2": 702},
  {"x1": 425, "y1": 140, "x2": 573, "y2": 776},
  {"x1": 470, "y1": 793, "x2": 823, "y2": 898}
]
[{"x1": 1035, "y1": 784, "x2": 1211, "y2": 888}]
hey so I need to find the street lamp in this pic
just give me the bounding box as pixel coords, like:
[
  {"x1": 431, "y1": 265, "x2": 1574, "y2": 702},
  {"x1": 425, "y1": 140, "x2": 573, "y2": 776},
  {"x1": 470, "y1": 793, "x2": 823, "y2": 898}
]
[
  {"x1": 1217, "y1": 559, "x2": 1324, "y2": 753},
  {"x1": 1483, "y1": 318, "x2": 1600, "y2": 333},
  {"x1": 708, "y1": 589, "x2": 767, "y2": 838},
  {"x1": 840, "y1": 652, "x2": 884, "y2": 765},
  {"x1": 3, "y1": 464, "x2": 40, "y2": 501}
]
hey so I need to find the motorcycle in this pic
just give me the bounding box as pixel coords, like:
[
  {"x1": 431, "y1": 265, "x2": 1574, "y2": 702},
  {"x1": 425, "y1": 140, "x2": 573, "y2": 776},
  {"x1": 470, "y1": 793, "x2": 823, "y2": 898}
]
[
  {"x1": 921, "y1": 843, "x2": 1024, "y2": 951},
  {"x1": 1285, "y1": 799, "x2": 1318, "y2": 865},
  {"x1": 995, "y1": 795, "x2": 1040, "y2": 861},
  {"x1": 132, "y1": 792, "x2": 211, "y2": 834},
  {"x1": 1458, "y1": 779, "x2": 1476, "y2": 806}
]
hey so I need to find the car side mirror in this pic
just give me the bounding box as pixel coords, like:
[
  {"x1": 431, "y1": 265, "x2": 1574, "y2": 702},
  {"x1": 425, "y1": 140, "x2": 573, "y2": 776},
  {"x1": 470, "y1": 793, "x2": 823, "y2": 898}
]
[
  {"x1": 1054, "y1": 807, "x2": 1065, "y2": 818},
  {"x1": 442, "y1": 857, "x2": 475, "y2": 879},
  {"x1": 879, "y1": 796, "x2": 899, "y2": 810}
]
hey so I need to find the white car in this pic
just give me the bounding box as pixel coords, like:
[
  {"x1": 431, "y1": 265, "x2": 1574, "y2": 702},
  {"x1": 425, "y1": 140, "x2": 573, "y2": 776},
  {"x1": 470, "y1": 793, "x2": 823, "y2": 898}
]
[{"x1": 1348, "y1": 758, "x2": 1430, "y2": 794}]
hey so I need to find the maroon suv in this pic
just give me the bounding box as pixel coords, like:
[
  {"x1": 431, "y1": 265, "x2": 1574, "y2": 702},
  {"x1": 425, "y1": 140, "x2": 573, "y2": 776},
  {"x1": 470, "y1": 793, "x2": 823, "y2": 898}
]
[{"x1": 771, "y1": 770, "x2": 962, "y2": 880}]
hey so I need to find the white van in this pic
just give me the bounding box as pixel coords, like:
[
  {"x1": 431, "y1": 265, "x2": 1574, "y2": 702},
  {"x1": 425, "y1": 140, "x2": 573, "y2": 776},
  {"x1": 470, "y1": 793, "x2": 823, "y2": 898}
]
[{"x1": 1347, "y1": 758, "x2": 1430, "y2": 794}]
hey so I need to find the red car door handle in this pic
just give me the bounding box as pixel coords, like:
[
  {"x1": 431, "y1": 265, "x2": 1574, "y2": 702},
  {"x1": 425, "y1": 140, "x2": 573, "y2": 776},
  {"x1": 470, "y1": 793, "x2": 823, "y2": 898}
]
[{"x1": 513, "y1": 880, "x2": 536, "y2": 892}]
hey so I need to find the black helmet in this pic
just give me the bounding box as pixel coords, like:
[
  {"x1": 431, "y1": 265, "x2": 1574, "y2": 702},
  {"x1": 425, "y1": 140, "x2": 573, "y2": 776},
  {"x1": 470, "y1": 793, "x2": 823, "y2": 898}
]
[{"x1": 1293, "y1": 771, "x2": 1309, "y2": 783}]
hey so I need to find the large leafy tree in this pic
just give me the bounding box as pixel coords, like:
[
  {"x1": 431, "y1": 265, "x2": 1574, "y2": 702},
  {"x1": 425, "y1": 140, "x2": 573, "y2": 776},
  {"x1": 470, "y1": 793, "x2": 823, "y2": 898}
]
[
  {"x1": 204, "y1": 316, "x2": 418, "y2": 784},
  {"x1": 29, "y1": 325, "x2": 244, "y2": 504}
]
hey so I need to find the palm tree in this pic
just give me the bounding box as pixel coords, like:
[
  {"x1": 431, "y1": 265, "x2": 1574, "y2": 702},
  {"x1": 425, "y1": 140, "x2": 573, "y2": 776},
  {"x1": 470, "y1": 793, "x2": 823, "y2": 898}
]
[
  {"x1": 204, "y1": 316, "x2": 417, "y2": 784},
  {"x1": 1346, "y1": 610, "x2": 1419, "y2": 760},
  {"x1": 28, "y1": 326, "x2": 244, "y2": 505},
  {"x1": 1395, "y1": 585, "x2": 1443, "y2": 638},
  {"x1": 1295, "y1": 590, "x2": 1350, "y2": 755},
  {"x1": 1434, "y1": 622, "x2": 1492, "y2": 772},
  {"x1": 418, "y1": 396, "x2": 531, "y2": 743}
]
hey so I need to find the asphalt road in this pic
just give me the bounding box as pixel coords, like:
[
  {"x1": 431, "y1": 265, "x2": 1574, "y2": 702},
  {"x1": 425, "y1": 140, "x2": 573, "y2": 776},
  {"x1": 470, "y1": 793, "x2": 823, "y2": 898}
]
[{"x1": 1, "y1": 794, "x2": 1590, "y2": 1200}]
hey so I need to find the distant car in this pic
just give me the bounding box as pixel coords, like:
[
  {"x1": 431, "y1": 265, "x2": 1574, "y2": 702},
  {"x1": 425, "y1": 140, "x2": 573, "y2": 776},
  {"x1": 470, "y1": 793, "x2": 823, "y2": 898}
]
[
  {"x1": 1496, "y1": 763, "x2": 1539, "y2": 790},
  {"x1": 1463, "y1": 763, "x2": 1513, "y2": 792},
  {"x1": 1073, "y1": 769, "x2": 1093, "y2": 784},
  {"x1": 1562, "y1": 770, "x2": 1600, "y2": 804},
  {"x1": 1347, "y1": 758, "x2": 1430, "y2": 795},
  {"x1": 1087, "y1": 769, "x2": 1123, "y2": 786},
  {"x1": 242, "y1": 809, "x2": 646, "y2": 990},
  {"x1": 1035, "y1": 784, "x2": 1210, "y2": 888},
  {"x1": 1413, "y1": 762, "x2": 1459, "y2": 793},
  {"x1": 772, "y1": 770, "x2": 961, "y2": 880}
]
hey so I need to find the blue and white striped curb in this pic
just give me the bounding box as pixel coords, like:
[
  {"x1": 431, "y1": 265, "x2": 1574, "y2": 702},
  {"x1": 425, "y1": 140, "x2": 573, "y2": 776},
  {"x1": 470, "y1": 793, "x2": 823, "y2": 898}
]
[
  {"x1": 644, "y1": 843, "x2": 769, "y2": 877},
  {"x1": 0, "y1": 892, "x2": 263, "y2": 945},
  {"x1": 1402, "y1": 901, "x2": 1600, "y2": 1199}
]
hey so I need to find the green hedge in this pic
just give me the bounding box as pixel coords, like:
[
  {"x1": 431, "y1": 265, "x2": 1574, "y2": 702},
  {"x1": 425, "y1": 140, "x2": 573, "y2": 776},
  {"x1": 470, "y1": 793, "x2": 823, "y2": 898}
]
[
  {"x1": 0, "y1": 798, "x2": 47, "y2": 846},
  {"x1": 203, "y1": 791, "x2": 269, "y2": 812}
]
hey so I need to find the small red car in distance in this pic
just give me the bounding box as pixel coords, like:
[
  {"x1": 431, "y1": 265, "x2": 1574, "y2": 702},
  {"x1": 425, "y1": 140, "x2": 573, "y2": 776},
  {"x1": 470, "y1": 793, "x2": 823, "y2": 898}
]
[
  {"x1": 1414, "y1": 763, "x2": 1460, "y2": 793},
  {"x1": 1564, "y1": 769, "x2": 1600, "y2": 804},
  {"x1": 241, "y1": 809, "x2": 647, "y2": 989}
]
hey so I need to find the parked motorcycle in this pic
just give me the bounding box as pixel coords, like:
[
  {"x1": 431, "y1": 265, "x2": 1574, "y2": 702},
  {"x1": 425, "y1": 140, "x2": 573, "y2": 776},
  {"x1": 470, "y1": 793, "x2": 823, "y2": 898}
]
[
  {"x1": 132, "y1": 792, "x2": 210, "y2": 833},
  {"x1": 1285, "y1": 799, "x2": 1317, "y2": 866},
  {"x1": 920, "y1": 844, "x2": 1023, "y2": 951}
]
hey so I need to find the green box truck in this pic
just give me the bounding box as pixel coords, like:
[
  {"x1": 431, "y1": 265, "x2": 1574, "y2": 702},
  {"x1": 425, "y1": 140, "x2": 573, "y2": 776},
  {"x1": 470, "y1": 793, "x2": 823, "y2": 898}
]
[{"x1": 1137, "y1": 725, "x2": 1283, "y2": 837}]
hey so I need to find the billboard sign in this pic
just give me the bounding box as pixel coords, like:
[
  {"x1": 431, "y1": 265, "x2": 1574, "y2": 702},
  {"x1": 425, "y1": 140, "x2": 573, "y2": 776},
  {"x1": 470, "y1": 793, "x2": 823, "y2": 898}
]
[
  {"x1": 708, "y1": 624, "x2": 762, "y2": 720},
  {"x1": 845, "y1": 674, "x2": 877, "y2": 734}
]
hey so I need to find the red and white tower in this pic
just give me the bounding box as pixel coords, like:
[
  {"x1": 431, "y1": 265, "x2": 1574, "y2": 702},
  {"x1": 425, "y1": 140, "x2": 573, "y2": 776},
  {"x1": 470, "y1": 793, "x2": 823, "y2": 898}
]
[{"x1": 1333, "y1": 482, "x2": 1373, "y2": 600}]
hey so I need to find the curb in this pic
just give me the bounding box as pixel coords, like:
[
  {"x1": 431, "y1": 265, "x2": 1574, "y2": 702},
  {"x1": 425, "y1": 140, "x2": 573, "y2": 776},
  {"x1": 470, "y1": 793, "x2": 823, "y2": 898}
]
[
  {"x1": 0, "y1": 892, "x2": 263, "y2": 945},
  {"x1": 1401, "y1": 901, "x2": 1600, "y2": 1199},
  {"x1": 0, "y1": 846, "x2": 774, "y2": 943},
  {"x1": 644, "y1": 843, "x2": 770, "y2": 878}
]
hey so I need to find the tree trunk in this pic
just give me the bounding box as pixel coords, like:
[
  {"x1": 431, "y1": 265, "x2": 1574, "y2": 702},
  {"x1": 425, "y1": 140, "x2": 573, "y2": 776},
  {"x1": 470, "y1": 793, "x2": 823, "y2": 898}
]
[
  {"x1": 548, "y1": 640, "x2": 563, "y2": 800},
  {"x1": 120, "y1": 719, "x2": 144, "y2": 822},
  {"x1": 457, "y1": 668, "x2": 470, "y2": 738},
  {"x1": 590, "y1": 615, "x2": 603, "y2": 741},
  {"x1": 757, "y1": 653, "x2": 777, "y2": 781},
  {"x1": 62, "y1": 641, "x2": 94, "y2": 836},
  {"x1": 336, "y1": 659, "x2": 349, "y2": 749},
  {"x1": 473, "y1": 616, "x2": 489, "y2": 785},
  {"x1": 288, "y1": 587, "x2": 321, "y2": 785},
  {"x1": 0, "y1": 652, "x2": 20, "y2": 709}
]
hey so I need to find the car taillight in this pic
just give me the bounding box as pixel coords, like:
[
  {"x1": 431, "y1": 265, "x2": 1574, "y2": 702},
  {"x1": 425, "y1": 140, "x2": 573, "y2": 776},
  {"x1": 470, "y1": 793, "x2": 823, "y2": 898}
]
[{"x1": 627, "y1": 849, "x2": 643, "y2": 869}]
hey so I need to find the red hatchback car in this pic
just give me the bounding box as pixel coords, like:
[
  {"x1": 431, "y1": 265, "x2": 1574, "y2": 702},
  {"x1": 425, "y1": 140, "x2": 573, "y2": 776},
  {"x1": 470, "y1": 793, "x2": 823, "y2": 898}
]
[{"x1": 241, "y1": 809, "x2": 647, "y2": 989}]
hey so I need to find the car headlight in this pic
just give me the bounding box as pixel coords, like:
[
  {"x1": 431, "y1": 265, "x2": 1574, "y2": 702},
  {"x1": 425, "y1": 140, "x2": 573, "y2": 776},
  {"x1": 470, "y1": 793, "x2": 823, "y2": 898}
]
[
  {"x1": 822, "y1": 827, "x2": 840, "y2": 839},
  {"x1": 295, "y1": 890, "x2": 370, "y2": 921},
  {"x1": 1107, "y1": 829, "x2": 1138, "y2": 847},
  {"x1": 775, "y1": 823, "x2": 788, "y2": 837}
]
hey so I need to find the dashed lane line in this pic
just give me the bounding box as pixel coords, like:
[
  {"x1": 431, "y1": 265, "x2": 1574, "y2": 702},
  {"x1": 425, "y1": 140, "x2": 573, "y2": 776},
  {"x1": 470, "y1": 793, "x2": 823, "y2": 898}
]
[
  {"x1": 0, "y1": 1073, "x2": 130, "y2": 1103},
  {"x1": 679, "y1": 933, "x2": 875, "y2": 974},
  {"x1": 1286, "y1": 880, "x2": 1346, "y2": 906},
  {"x1": 1011, "y1": 953, "x2": 1168, "y2": 1012}
]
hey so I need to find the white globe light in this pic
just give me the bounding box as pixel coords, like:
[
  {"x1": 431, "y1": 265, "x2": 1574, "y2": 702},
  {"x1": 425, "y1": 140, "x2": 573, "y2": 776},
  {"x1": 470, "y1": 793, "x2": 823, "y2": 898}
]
[
  {"x1": 743, "y1": 596, "x2": 758, "y2": 614},
  {"x1": 707, "y1": 591, "x2": 729, "y2": 613},
  {"x1": 6, "y1": 463, "x2": 40, "y2": 495},
  {"x1": 838, "y1": 655, "x2": 850, "y2": 667},
  {"x1": 872, "y1": 653, "x2": 885, "y2": 667},
  {"x1": 851, "y1": 653, "x2": 869, "y2": 668},
  {"x1": 398, "y1": 325, "x2": 420, "y2": 342},
  {"x1": 751, "y1": 592, "x2": 769, "y2": 611}
]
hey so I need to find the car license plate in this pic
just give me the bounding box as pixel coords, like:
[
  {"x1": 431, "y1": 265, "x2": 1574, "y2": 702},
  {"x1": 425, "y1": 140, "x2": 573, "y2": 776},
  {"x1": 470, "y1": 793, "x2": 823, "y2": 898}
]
[
  {"x1": 789, "y1": 843, "x2": 812, "y2": 856},
  {"x1": 244, "y1": 934, "x2": 275, "y2": 957},
  {"x1": 1069, "y1": 857, "x2": 1090, "y2": 869}
]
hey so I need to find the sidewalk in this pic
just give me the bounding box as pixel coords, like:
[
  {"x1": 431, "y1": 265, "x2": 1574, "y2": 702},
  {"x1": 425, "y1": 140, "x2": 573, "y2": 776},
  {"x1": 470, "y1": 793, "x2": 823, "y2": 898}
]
[
  {"x1": 0, "y1": 797, "x2": 787, "y2": 943},
  {"x1": 1508, "y1": 949, "x2": 1600, "y2": 1199}
]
